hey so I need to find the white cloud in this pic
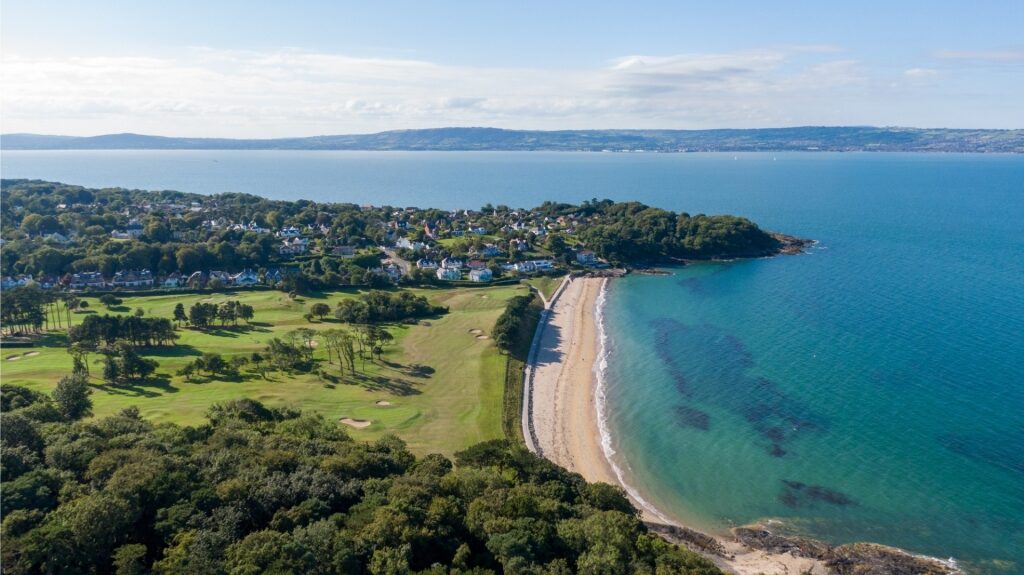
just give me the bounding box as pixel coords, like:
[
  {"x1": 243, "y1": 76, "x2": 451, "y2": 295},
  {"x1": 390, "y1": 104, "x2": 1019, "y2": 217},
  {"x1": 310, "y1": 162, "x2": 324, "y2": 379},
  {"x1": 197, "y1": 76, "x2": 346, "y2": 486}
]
[
  {"x1": 933, "y1": 49, "x2": 1024, "y2": 62},
  {"x1": 0, "y1": 46, "x2": 1013, "y2": 135},
  {"x1": 904, "y1": 67, "x2": 939, "y2": 78}
]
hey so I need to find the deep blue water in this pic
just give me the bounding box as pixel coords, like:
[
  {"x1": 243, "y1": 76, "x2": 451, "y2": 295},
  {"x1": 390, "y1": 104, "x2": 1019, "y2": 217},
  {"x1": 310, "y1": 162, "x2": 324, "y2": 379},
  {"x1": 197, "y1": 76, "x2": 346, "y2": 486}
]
[{"x1": 3, "y1": 150, "x2": 1023, "y2": 572}]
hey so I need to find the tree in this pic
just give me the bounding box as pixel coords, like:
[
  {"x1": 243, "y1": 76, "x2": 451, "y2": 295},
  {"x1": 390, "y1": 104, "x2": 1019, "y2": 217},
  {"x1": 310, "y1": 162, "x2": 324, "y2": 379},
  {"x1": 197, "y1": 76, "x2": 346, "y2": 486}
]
[
  {"x1": 102, "y1": 354, "x2": 120, "y2": 384},
  {"x1": 310, "y1": 302, "x2": 331, "y2": 320},
  {"x1": 133, "y1": 308, "x2": 145, "y2": 317},
  {"x1": 52, "y1": 374, "x2": 93, "y2": 420},
  {"x1": 99, "y1": 294, "x2": 122, "y2": 308},
  {"x1": 172, "y1": 303, "x2": 187, "y2": 326}
]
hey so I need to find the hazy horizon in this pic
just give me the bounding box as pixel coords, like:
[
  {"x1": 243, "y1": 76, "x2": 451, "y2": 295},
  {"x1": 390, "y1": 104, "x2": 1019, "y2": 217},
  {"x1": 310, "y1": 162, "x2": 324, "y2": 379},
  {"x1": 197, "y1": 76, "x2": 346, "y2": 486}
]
[{"x1": 2, "y1": 1, "x2": 1022, "y2": 137}]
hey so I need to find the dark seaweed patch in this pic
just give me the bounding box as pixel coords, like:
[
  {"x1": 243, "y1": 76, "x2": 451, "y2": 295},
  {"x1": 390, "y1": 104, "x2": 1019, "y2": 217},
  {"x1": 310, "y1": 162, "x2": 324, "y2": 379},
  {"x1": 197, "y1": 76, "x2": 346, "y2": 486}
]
[
  {"x1": 778, "y1": 479, "x2": 856, "y2": 507},
  {"x1": 650, "y1": 318, "x2": 826, "y2": 458},
  {"x1": 673, "y1": 405, "x2": 711, "y2": 431},
  {"x1": 939, "y1": 432, "x2": 1024, "y2": 476}
]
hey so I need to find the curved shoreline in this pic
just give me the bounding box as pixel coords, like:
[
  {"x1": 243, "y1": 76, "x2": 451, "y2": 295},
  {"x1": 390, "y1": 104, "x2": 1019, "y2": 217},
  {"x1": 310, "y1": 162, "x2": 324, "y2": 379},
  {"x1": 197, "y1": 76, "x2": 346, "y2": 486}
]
[{"x1": 523, "y1": 275, "x2": 958, "y2": 575}]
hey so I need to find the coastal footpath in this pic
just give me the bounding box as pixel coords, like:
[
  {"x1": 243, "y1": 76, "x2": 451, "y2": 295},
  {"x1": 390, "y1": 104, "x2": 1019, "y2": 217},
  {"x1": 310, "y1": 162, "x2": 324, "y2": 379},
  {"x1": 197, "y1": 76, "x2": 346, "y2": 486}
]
[{"x1": 524, "y1": 275, "x2": 957, "y2": 575}]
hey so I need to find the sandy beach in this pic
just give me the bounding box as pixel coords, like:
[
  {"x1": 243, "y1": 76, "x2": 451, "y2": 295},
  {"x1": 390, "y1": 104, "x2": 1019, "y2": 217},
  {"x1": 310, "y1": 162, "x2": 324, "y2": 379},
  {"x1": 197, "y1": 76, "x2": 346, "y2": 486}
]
[{"x1": 527, "y1": 276, "x2": 829, "y2": 575}]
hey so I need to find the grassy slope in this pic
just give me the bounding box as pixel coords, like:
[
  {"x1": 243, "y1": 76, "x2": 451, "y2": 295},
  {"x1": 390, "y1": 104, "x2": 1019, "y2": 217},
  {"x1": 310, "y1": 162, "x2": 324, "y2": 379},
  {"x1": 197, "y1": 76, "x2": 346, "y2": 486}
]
[{"x1": 1, "y1": 284, "x2": 526, "y2": 456}]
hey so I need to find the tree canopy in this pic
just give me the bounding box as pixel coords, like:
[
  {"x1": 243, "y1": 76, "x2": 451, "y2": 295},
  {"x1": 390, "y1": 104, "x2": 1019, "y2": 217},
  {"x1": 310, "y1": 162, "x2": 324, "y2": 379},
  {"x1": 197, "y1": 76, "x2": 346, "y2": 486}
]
[{"x1": 0, "y1": 393, "x2": 720, "y2": 575}]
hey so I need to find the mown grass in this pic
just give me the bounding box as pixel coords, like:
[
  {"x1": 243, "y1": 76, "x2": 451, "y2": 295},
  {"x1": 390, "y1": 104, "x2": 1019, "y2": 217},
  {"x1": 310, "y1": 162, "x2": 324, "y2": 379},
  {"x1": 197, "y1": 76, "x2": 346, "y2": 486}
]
[{"x1": 0, "y1": 284, "x2": 528, "y2": 456}]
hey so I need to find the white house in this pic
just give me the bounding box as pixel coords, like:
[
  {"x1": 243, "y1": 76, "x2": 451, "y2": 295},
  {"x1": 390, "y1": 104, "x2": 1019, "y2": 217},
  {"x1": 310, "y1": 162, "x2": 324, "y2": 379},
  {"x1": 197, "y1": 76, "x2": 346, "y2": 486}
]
[
  {"x1": 575, "y1": 250, "x2": 597, "y2": 265},
  {"x1": 514, "y1": 261, "x2": 537, "y2": 274},
  {"x1": 396, "y1": 237, "x2": 427, "y2": 252},
  {"x1": 384, "y1": 263, "x2": 403, "y2": 281},
  {"x1": 441, "y1": 257, "x2": 463, "y2": 269},
  {"x1": 510, "y1": 239, "x2": 529, "y2": 252},
  {"x1": 277, "y1": 226, "x2": 301, "y2": 238},
  {"x1": 111, "y1": 269, "x2": 154, "y2": 288},
  {"x1": 69, "y1": 271, "x2": 106, "y2": 289},
  {"x1": 1, "y1": 275, "x2": 32, "y2": 290},
  {"x1": 332, "y1": 245, "x2": 356, "y2": 258},
  {"x1": 469, "y1": 269, "x2": 493, "y2": 282},
  {"x1": 231, "y1": 269, "x2": 260, "y2": 286},
  {"x1": 436, "y1": 267, "x2": 461, "y2": 281},
  {"x1": 279, "y1": 237, "x2": 309, "y2": 255},
  {"x1": 480, "y1": 244, "x2": 501, "y2": 257},
  {"x1": 416, "y1": 259, "x2": 438, "y2": 269},
  {"x1": 161, "y1": 273, "x2": 183, "y2": 288}
]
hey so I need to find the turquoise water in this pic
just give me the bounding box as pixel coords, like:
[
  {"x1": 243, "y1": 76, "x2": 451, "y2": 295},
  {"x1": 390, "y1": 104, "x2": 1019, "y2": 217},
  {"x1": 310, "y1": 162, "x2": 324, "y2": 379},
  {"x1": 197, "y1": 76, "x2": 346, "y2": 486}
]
[{"x1": 4, "y1": 151, "x2": 1023, "y2": 571}]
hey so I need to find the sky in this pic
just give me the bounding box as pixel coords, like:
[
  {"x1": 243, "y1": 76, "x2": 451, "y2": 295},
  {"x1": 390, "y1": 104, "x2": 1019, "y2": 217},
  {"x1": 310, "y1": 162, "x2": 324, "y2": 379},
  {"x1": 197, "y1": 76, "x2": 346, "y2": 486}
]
[{"x1": 1, "y1": 0, "x2": 1022, "y2": 137}]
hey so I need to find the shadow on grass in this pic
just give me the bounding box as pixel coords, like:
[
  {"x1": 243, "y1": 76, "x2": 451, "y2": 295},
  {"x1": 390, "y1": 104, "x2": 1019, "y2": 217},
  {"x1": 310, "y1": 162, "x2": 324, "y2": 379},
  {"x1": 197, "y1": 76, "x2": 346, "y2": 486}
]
[
  {"x1": 348, "y1": 372, "x2": 423, "y2": 396},
  {"x1": 89, "y1": 373, "x2": 177, "y2": 398},
  {"x1": 144, "y1": 344, "x2": 203, "y2": 359},
  {"x1": 379, "y1": 360, "x2": 435, "y2": 379}
]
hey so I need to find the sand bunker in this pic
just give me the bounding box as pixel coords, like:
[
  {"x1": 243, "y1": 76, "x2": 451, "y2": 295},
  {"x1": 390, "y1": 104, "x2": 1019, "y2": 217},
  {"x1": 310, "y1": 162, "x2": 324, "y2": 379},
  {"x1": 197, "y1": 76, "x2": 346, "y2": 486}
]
[
  {"x1": 6, "y1": 354, "x2": 21, "y2": 361},
  {"x1": 375, "y1": 400, "x2": 393, "y2": 407},
  {"x1": 340, "y1": 417, "x2": 372, "y2": 428},
  {"x1": 468, "y1": 328, "x2": 483, "y2": 334},
  {"x1": 476, "y1": 335, "x2": 490, "y2": 340},
  {"x1": 23, "y1": 351, "x2": 39, "y2": 357}
]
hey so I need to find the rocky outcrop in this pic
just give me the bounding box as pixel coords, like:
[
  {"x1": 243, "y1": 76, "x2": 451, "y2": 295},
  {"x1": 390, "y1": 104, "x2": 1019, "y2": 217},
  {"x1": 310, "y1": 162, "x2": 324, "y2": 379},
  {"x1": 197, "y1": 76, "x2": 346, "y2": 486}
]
[{"x1": 734, "y1": 526, "x2": 957, "y2": 575}]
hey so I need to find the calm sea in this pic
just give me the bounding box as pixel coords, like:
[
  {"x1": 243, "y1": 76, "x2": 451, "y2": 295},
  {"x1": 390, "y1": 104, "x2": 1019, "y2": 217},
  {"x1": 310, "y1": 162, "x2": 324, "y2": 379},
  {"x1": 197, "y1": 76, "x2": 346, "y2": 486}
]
[{"x1": 3, "y1": 150, "x2": 1023, "y2": 571}]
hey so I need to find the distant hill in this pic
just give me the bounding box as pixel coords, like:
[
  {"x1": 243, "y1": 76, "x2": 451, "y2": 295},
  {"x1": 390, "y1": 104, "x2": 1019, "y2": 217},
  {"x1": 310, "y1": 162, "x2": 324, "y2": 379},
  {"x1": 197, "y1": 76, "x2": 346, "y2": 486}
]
[{"x1": 3, "y1": 126, "x2": 1022, "y2": 152}]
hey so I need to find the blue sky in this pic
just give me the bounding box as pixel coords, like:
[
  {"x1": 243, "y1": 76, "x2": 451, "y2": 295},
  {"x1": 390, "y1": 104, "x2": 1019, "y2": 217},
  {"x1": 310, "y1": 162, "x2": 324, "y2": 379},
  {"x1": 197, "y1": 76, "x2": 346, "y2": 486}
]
[{"x1": 2, "y1": 0, "x2": 1022, "y2": 136}]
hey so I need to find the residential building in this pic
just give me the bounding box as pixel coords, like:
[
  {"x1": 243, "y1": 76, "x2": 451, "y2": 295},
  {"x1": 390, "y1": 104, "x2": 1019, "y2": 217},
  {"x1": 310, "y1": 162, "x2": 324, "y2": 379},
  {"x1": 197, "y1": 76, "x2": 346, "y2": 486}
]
[
  {"x1": 436, "y1": 267, "x2": 462, "y2": 281},
  {"x1": 467, "y1": 259, "x2": 487, "y2": 271},
  {"x1": 231, "y1": 269, "x2": 260, "y2": 286},
  {"x1": 277, "y1": 226, "x2": 301, "y2": 238},
  {"x1": 441, "y1": 257, "x2": 463, "y2": 269},
  {"x1": 69, "y1": 271, "x2": 107, "y2": 289},
  {"x1": 279, "y1": 237, "x2": 309, "y2": 255},
  {"x1": 161, "y1": 273, "x2": 183, "y2": 288},
  {"x1": 111, "y1": 269, "x2": 154, "y2": 288},
  {"x1": 469, "y1": 269, "x2": 493, "y2": 282},
  {"x1": 416, "y1": 259, "x2": 438, "y2": 269},
  {"x1": 576, "y1": 250, "x2": 597, "y2": 265},
  {"x1": 332, "y1": 245, "x2": 356, "y2": 258}
]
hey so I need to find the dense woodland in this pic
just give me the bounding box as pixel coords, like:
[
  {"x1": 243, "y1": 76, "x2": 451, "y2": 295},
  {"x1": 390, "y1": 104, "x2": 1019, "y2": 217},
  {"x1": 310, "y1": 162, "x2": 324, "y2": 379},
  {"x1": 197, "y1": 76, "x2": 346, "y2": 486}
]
[{"x1": 0, "y1": 391, "x2": 721, "y2": 575}]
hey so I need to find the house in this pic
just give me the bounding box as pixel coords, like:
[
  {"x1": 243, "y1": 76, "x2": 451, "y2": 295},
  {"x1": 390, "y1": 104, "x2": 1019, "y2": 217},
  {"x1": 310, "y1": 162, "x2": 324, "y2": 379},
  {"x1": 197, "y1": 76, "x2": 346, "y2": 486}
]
[
  {"x1": 436, "y1": 267, "x2": 462, "y2": 281},
  {"x1": 441, "y1": 257, "x2": 463, "y2": 269},
  {"x1": 480, "y1": 244, "x2": 501, "y2": 257},
  {"x1": 510, "y1": 239, "x2": 529, "y2": 252},
  {"x1": 208, "y1": 270, "x2": 232, "y2": 284},
  {"x1": 111, "y1": 269, "x2": 154, "y2": 288},
  {"x1": 277, "y1": 226, "x2": 301, "y2": 238},
  {"x1": 332, "y1": 245, "x2": 356, "y2": 258},
  {"x1": 423, "y1": 221, "x2": 438, "y2": 239},
  {"x1": 37, "y1": 275, "x2": 60, "y2": 289},
  {"x1": 575, "y1": 250, "x2": 597, "y2": 265},
  {"x1": 469, "y1": 226, "x2": 487, "y2": 235},
  {"x1": 396, "y1": 237, "x2": 426, "y2": 252},
  {"x1": 384, "y1": 263, "x2": 403, "y2": 281},
  {"x1": 1, "y1": 275, "x2": 32, "y2": 290},
  {"x1": 533, "y1": 259, "x2": 555, "y2": 270},
  {"x1": 450, "y1": 229, "x2": 465, "y2": 237},
  {"x1": 531, "y1": 226, "x2": 547, "y2": 237},
  {"x1": 43, "y1": 232, "x2": 72, "y2": 244},
  {"x1": 279, "y1": 237, "x2": 309, "y2": 255},
  {"x1": 416, "y1": 259, "x2": 438, "y2": 270},
  {"x1": 161, "y1": 272, "x2": 183, "y2": 288},
  {"x1": 514, "y1": 261, "x2": 537, "y2": 274},
  {"x1": 467, "y1": 259, "x2": 487, "y2": 271},
  {"x1": 186, "y1": 271, "x2": 205, "y2": 287},
  {"x1": 69, "y1": 271, "x2": 107, "y2": 289},
  {"x1": 231, "y1": 269, "x2": 260, "y2": 286},
  {"x1": 469, "y1": 269, "x2": 493, "y2": 282}
]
